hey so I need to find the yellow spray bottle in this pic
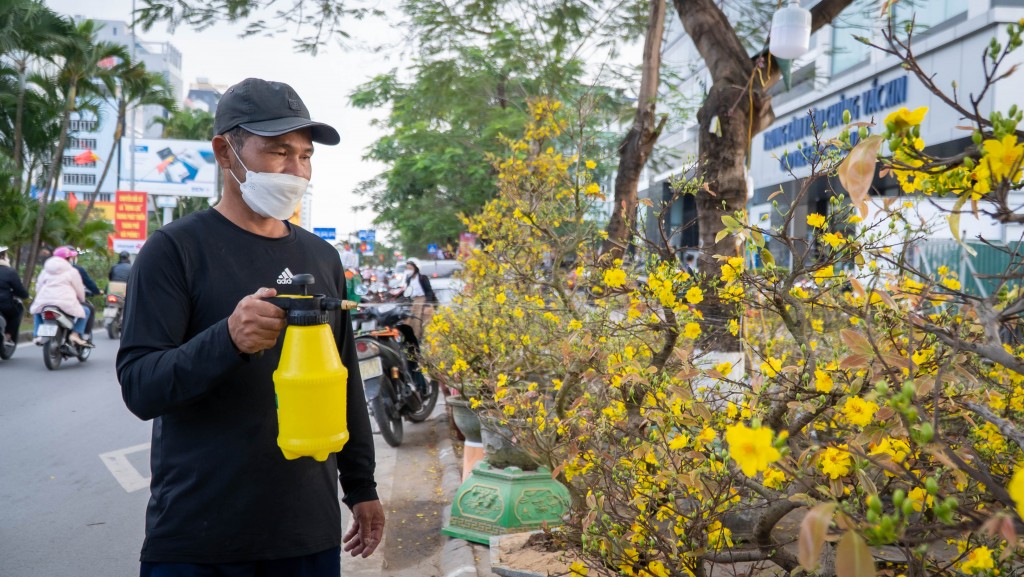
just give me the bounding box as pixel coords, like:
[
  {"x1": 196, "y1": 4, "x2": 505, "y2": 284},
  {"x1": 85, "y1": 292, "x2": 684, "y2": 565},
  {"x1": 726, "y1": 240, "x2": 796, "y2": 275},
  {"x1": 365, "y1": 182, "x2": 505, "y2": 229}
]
[{"x1": 264, "y1": 274, "x2": 358, "y2": 461}]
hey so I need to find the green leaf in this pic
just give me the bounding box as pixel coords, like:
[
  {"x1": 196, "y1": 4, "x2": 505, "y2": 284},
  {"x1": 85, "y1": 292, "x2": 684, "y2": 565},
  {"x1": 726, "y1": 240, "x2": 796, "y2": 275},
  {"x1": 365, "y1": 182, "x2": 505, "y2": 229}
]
[
  {"x1": 722, "y1": 215, "x2": 741, "y2": 231},
  {"x1": 798, "y1": 502, "x2": 836, "y2": 572},
  {"x1": 715, "y1": 228, "x2": 731, "y2": 244},
  {"x1": 836, "y1": 531, "x2": 875, "y2": 577},
  {"x1": 760, "y1": 248, "x2": 775, "y2": 266},
  {"x1": 948, "y1": 195, "x2": 978, "y2": 257}
]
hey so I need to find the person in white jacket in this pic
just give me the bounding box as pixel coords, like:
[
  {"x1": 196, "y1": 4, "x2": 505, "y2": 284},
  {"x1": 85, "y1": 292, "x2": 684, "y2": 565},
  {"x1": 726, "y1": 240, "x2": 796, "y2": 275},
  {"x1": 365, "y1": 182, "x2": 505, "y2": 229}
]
[{"x1": 30, "y1": 246, "x2": 92, "y2": 347}]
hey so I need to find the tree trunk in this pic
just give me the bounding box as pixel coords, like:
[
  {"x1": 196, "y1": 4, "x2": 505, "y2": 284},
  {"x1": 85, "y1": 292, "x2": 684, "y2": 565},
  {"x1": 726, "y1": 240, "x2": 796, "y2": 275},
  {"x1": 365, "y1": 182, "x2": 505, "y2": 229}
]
[
  {"x1": 671, "y1": 0, "x2": 856, "y2": 260},
  {"x1": 602, "y1": 0, "x2": 667, "y2": 262},
  {"x1": 13, "y1": 58, "x2": 28, "y2": 194},
  {"x1": 79, "y1": 100, "x2": 124, "y2": 226},
  {"x1": 24, "y1": 83, "x2": 77, "y2": 285}
]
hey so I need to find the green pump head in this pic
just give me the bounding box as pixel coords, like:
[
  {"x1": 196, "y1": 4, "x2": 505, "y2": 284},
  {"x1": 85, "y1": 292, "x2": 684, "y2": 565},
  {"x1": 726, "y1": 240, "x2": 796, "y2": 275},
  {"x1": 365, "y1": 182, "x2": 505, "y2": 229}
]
[{"x1": 263, "y1": 273, "x2": 354, "y2": 326}]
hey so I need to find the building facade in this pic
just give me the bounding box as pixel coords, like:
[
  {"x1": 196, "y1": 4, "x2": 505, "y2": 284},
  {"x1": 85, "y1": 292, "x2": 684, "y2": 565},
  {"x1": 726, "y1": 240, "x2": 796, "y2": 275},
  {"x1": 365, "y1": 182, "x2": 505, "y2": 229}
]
[
  {"x1": 641, "y1": 0, "x2": 1024, "y2": 288},
  {"x1": 58, "y1": 18, "x2": 183, "y2": 203}
]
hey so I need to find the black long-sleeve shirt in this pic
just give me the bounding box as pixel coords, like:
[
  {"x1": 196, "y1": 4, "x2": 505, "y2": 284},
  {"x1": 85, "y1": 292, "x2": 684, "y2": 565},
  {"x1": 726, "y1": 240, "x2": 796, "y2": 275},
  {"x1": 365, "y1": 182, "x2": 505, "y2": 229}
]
[
  {"x1": 116, "y1": 209, "x2": 377, "y2": 564},
  {"x1": 72, "y1": 263, "x2": 100, "y2": 296},
  {"x1": 0, "y1": 265, "x2": 29, "y2": 303}
]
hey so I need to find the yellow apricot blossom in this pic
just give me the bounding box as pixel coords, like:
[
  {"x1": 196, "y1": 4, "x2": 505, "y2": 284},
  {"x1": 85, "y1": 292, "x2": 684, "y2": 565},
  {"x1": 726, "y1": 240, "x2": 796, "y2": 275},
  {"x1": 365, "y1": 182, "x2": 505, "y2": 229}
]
[
  {"x1": 725, "y1": 423, "x2": 782, "y2": 477},
  {"x1": 886, "y1": 106, "x2": 928, "y2": 130},
  {"x1": 603, "y1": 268, "x2": 627, "y2": 288},
  {"x1": 814, "y1": 369, "x2": 834, "y2": 393},
  {"x1": 683, "y1": 322, "x2": 702, "y2": 340},
  {"x1": 806, "y1": 213, "x2": 827, "y2": 228},
  {"x1": 842, "y1": 396, "x2": 879, "y2": 427},
  {"x1": 981, "y1": 134, "x2": 1024, "y2": 182},
  {"x1": 819, "y1": 444, "x2": 852, "y2": 479},
  {"x1": 685, "y1": 286, "x2": 704, "y2": 304},
  {"x1": 1008, "y1": 466, "x2": 1024, "y2": 519},
  {"x1": 959, "y1": 546, "x2": 995, "y2": 575}
]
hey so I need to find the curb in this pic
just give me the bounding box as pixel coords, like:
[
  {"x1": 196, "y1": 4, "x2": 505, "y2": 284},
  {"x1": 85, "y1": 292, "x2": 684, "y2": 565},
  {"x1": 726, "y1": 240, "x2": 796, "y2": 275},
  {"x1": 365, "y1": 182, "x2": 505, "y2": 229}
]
[{"x1": 436, "y1": 398, "x2": 481, "y2": 577}]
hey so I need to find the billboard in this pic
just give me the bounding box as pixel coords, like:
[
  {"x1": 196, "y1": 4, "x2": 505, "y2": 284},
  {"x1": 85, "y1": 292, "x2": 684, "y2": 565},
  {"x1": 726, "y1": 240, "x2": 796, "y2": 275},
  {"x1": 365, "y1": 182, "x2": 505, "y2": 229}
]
[
  {"x1": 112, "y1": 191, "x2": 148, "y2": 253},
  {"x1": 120, "y1": 138, "x2": 218, "y2": 198}
]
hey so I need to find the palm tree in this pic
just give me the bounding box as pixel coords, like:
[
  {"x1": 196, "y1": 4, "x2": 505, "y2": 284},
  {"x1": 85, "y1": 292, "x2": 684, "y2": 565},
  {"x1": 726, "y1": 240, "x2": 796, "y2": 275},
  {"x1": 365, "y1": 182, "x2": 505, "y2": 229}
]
[
  {"x1": 150, "y1": 107, "x2": 215, "y2": 140},
  {"x1": 0, "y1": 0, "x2": 72, "y2": 193},
  {"x1": 22, "y1": 19, "x2": 129, "y2": 283},
  {"x1": 78, "y1": 61, "x2": 176, "y2": 225}
]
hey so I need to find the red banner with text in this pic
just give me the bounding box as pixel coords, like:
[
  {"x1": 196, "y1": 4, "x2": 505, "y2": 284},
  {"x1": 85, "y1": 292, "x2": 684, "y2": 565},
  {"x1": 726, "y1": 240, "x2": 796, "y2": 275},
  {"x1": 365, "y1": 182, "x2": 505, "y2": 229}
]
[{"x1": 112, "y1": 191, "x2": 148, "y2": 253}]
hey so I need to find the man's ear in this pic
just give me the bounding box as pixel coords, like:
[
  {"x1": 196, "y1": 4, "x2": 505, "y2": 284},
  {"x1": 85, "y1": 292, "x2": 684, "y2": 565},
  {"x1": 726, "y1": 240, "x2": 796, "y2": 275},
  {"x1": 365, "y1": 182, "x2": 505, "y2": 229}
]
[{"x1": 212, "y1": 134, "x2": 234, "y2": 171}]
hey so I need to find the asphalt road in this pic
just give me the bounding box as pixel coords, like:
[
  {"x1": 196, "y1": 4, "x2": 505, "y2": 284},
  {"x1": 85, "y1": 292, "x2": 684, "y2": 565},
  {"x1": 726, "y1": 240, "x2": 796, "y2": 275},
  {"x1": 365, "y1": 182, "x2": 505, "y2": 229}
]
[{"x1": 0, "y1": 335, "x2": 443, "y2": 577}]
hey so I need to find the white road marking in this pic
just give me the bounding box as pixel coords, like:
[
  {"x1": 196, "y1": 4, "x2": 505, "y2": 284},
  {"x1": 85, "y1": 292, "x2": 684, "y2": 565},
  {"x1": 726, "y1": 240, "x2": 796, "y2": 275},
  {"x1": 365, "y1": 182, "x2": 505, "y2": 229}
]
[
  {"x1": 99, "y1": 443, "x2": 151, "y2": 493},
  {"x1": 444, "y1": 565, "x2": 476, "y2": 577}
]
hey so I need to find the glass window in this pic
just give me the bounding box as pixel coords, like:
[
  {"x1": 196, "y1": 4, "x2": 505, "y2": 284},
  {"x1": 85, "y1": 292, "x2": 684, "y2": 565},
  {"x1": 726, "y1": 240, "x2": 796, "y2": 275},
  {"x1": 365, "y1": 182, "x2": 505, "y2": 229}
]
[
  {"x1": 895, "y1": 0, "x2": 968, "y2": 32},
  {"x1": 831, "y1": 0, "x2": 872, "y2": 75}
]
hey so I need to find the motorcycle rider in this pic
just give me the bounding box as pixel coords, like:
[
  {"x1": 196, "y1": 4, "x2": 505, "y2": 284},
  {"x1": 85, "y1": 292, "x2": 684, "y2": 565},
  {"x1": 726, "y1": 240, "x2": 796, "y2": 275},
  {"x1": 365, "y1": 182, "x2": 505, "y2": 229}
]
[
  {"x1": 402, "y1": 260, "x2": 436, "y2": 341},
  {"x1": 30, "y1": 246, "x2": 92, "y2": 347},
  {"x1": 62, "y1": 246, "x2": 100, "y2": 336},
  {"x1": 109, "y1": 251, "x2": 132, "y2": 282},
  {"x1": 0, "y1": 246, "x2": 29, "y2": 346}
]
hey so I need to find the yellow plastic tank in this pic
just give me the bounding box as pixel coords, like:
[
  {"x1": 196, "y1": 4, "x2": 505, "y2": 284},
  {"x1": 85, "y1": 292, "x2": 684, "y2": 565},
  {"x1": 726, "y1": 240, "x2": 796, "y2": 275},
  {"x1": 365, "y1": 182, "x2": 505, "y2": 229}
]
[{"x1": 272, "y1": 295, "x2": 349, "y2": 461}]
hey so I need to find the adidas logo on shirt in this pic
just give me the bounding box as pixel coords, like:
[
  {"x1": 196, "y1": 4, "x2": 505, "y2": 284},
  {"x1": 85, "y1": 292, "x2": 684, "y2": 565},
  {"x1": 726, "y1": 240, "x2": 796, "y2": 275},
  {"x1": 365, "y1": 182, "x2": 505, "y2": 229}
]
[{"x1": 277, "y1": 268, "x2": 294, "y2": 285}]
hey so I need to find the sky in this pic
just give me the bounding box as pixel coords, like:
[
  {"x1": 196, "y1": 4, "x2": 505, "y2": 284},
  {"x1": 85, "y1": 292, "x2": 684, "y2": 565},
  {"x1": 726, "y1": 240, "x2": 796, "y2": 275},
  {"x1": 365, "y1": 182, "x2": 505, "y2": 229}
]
[{"x1": 45, "y1": 0, "x2": 403, "y2": 242}]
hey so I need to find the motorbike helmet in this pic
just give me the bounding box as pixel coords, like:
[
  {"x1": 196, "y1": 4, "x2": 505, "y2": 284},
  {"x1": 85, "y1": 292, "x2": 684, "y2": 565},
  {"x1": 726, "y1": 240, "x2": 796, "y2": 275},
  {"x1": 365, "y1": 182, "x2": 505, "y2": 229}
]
[{"x1": 53, "y1": 246, "x2": 78, "y2": 259}]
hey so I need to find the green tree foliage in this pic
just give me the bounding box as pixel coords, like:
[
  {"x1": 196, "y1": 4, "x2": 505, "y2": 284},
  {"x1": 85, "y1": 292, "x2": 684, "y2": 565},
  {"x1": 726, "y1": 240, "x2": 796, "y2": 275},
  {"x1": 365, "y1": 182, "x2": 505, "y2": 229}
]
[{"x1": 151, "y1": 107, "x2": 215, "y2": 140}]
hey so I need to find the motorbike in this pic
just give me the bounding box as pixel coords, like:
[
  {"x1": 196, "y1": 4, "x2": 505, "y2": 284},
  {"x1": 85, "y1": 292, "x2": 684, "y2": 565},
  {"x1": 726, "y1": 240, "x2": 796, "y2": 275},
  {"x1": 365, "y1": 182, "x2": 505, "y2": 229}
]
[
  {"x1": 37, "y1": 306, "x2": 93, "y2": 370},
  {"x1": 104, "y1": 281, "x2": 127, "y2": 339},
  {"x1": 352, "y1": 304, "x2": 439, "y2": 447},
  {"x1": 0, "y1": 299, "x2": 21, "y2": 361}
]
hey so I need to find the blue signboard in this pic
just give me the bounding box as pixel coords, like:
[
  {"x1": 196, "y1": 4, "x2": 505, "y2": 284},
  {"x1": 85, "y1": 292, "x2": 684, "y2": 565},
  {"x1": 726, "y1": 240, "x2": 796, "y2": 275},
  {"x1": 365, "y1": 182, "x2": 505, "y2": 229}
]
[
  {"x1": 427, "y1": 243, "x2": 439, "y2": 255},
  {"x1": 313, "y1": 227, "x2": 336, "y2": 241}
]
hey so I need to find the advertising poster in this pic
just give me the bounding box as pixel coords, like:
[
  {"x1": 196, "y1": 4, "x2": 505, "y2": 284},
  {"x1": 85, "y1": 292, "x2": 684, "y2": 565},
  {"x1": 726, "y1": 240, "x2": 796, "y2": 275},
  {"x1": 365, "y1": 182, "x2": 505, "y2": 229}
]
[
  {"x1": 120, "y1": 138, "x2": 218, "y2": 198},
  {"x1": 112, "y1": 191, "x2": 148, "y2": 253}
]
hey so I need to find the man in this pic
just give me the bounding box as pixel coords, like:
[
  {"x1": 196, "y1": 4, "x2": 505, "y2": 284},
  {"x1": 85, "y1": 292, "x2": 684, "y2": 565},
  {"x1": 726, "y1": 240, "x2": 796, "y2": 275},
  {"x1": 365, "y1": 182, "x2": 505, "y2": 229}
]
[
  {"x1": 683, "y1": 253, "x2": 697, "y2": 276},
  {"x1": 117, "y1": 78, "x2": 385, "y2": 577},
  {"x1": 109, "y1": 251, "x2": 132, "y2": 282},
  {"x1": 338, "y1": 241, "x2": 359, "y2": 271},
  {"x1": 0, "y1": 245, "x2": 29, "y2": 345},
  {"x1": 63, "y1": 247, "x2": 100, "y2": 335}
]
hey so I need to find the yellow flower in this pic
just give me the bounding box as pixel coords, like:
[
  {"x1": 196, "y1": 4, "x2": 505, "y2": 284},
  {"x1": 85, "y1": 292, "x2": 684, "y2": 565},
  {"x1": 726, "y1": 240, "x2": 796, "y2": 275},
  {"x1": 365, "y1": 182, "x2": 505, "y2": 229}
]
[
  {"x1": 981, "y1": 134, "x2": 1024, "y2": 182},
  {"x1": 569, "y1": 561, "x2": 589, "y2": 576},
  {"x1": 603, "y1": 268, "x2": 627, "y2": 288},
  {"x1": 814, "y1": 265, "x2": 835, "y2": 282},
  {"x1": 685, "y1": 286, "x2": 704, "y2": 304},
  {"x1": 870, "y1": 437, "x2": 911, "y2": 463},
  {"x1": 584, "y1": 182, "x2": 602, "y2": 196},
  {"x1": 495, "y1": 292, "x2": 507, "y2": 304},
  {"x1": 959, "y1": 546, "x2": 995, "y2": 575},
  {"x1": 1008, "y1": 466, "x2": 1024, "y2": 519},
  {"x1": 728, "y1": 319, "x2": 740, "y2": 336},
  {"x1": 886, "y1": 106, "x2": 928, "y2": 130},
  {"x1": 696, "y1": 427, "x2": 717, "y2": 446},
  {"x1": 763, "y1": 468, "x2": 786, "y2": 489},
  {"x1": 814, "y1": 369, "x2": 834, "y2": 393},
  {"x1": 668, "y1": 434, "x2": 689, "y2": 450},
  {"x1": 714, "y1": 361, "x2": 733, "y2": 376},
  {"x1": 725, "y1": 423, "x2": 782, "y2": 477},
  {"x1": 907, "y1": 486, "x2": 933, "y2": 512},
  {"x1": 683, "y1": 322, "x2": 702, "y2": 340},
  {"x1": 819, "y1": 444, "x2": 851, "y2": 481},
  {"x1": 584, "y1": 160, "x2": 597, "y2": 170},
  {"x1": 941, "y1": 277, "x2": 961, "y2": 291},
  {"x1": 760, "y1": 356, "x2": 783, "y2": 378},
  {"x1": 842, "y1": 396, "x2": 879, "y2": 427},
  {"x1": 707, "y1": 520, "x2": 733, "y2": 551},
  {"x1": 821, "y1": 232, "x2": 844, "y2": 248},
  {"x1": 806, "y1": 213, "x2": 827, "y2": 228},
  {"x1": 819, "y1": 444, "x2": 852, "y2": 479}
]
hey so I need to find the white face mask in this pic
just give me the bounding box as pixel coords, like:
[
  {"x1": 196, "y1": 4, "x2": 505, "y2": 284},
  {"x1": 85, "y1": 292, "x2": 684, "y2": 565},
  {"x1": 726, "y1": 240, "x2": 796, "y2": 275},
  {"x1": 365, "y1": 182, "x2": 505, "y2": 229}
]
[{"x1": 227, "y1": 140, "x2": 309, "y2": 220}]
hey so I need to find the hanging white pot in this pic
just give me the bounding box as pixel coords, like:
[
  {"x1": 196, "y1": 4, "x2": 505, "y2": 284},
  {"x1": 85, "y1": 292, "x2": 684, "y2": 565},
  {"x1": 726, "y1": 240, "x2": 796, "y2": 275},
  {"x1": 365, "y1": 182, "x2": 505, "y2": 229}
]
[{"x1": 770, "y1": 0, "x2": 812, "y2": 60}]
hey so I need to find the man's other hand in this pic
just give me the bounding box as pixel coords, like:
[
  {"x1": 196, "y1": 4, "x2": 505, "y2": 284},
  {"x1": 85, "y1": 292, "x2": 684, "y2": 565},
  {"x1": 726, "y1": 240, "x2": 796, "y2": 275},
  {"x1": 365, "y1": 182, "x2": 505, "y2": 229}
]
[
  {"x1": 227, "y1": 287, "x2": 286, "y2": 354},
  {"x1": 342, "y1": 500, "x2": 385, "y2": 558}
]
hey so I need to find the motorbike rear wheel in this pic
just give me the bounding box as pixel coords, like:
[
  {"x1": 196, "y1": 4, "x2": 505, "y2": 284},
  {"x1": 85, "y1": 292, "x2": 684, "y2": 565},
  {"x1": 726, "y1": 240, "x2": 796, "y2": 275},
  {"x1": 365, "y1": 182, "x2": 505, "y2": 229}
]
[
  {"x1": 371, "y1": 394, "x2": 403, "y2": 447},
  {"x1": 406, "y1": 377, "x2": 439, "y2": 423},
  {"x1": 43, "y1": 332, "x2": 63, "y2": 370},
  {"x1": 107, "y1": 319, "x2": 120, "y2": 340}
]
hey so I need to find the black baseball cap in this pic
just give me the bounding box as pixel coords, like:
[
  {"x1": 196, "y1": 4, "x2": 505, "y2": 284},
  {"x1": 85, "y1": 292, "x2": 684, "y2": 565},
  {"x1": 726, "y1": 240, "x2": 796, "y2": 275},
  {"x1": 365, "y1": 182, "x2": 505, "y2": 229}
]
[{"x1": 214, "y1": 78, "x2": 340, "y2": 145}]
